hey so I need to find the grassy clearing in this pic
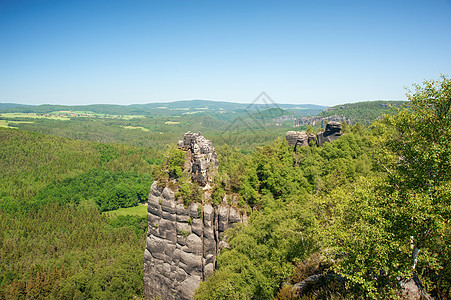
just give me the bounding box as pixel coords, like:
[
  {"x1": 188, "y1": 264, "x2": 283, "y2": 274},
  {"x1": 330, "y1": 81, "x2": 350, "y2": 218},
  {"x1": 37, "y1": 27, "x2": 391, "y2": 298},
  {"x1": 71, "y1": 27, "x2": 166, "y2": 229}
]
[
  {"x1": 121, "y1": 125, "x2": 150, "y2": 131},
  {"x1": 1, "y1": 111, "x2": 146, "y2": 121},
  {"x1": 103, "y1": 203, "x2": 148, "y2": 217},
  {"x1": 0, "y1": 120, "x2": 34, "y2": 128},
  {"x1": 164, "y1": 121, "x2": 180, "y2": 125},
  {"x1": 0, "y1": 120, "x2": 10, "y2": 128}
]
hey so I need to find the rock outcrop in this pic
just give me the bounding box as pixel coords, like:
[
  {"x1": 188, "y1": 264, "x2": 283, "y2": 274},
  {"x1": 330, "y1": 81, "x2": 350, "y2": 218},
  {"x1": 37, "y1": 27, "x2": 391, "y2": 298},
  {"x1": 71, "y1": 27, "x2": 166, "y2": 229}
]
[
  {"x1": 316, "y1": 121, "x2": 343, "y2": 147},
  {"x1": 286, "y1": 121, "x2": 343, "y2": 149},
  {"x1": 177, "y1": 131, "x2": 219, "y2": 186},
  {"x1": 144, "y1": 183, "x2": 246, "y2": 300},
  {"x1": 144, "y1": 132, "x2": 245, "y2": 300},
  {"x1": 285, "y1": 131, "x2": 317, "y2": 149}
]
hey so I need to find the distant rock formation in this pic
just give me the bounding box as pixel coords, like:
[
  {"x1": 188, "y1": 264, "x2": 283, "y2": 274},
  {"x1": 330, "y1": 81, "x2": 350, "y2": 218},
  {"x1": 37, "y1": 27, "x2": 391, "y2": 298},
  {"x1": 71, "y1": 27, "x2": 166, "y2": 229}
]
[
  {"x1": 144, "y1": 132, "x2": 245, "y2": 300},
  {"x1": 293, "y1": 115, "x2": 348, "y2": 127},
  {"x1": 177, "y1": 131, "x2": 219, "y2": 186},
  {"x1": 285, "y1": 131, "x2": 317, "y2": 150},
  {"x1": 286, "y1": 121, "x2": 343, "y2": 149}
]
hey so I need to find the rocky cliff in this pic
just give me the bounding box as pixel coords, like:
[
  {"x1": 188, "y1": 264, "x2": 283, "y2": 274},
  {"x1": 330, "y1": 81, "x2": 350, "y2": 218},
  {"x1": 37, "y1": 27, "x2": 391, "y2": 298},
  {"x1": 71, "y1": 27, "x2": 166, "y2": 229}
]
[{"x1": 144, "y1": 132, "x2": 245, "y2": 300}]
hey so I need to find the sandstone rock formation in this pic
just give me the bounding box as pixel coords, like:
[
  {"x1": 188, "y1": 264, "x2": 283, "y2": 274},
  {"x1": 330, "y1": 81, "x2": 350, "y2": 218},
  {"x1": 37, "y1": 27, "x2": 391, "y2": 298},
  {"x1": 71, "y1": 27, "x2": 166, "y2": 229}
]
[
  {"x1": 286, "y1": 121, "x2": 343, "y2": 149},
  {"x1": 144, "y1": 132, "x2": 245, "y2": 300},
  {"x1": 286, "y1": 131, "x2": 317, "y2": 150},
  {"x1": 316, "y1": 121, "x2": 343, "y2": 147},
  {"x1": 177, "y1": 131, "x2": 219, "y2": 186},
  {"x1": 144, "y1": 182, "x2": 246, "y2": 300}
]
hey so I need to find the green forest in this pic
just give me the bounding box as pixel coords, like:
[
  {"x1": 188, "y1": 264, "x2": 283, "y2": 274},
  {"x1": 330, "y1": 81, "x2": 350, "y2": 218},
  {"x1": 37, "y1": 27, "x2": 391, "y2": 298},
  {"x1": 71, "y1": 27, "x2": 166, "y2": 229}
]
[
  {"x1": 318, "y1": 100, "x2": 407, "y2": 125},
  {"x1": 1, "y1": 77, "x2": 450, "y2": 299}
]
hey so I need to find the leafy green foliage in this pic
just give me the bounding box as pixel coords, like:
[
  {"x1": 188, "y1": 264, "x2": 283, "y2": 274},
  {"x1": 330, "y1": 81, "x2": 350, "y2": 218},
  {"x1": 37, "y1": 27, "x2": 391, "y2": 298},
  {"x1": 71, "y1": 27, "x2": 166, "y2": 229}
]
[
  {"x1": 176, "y1": 174, "x2": 202, "y2": 207},
  {"x1": 165, "y1": 146, "x2": 185, "y2": 179},
  {"x1": 29, "y1": 169, "x2": 151, "y2": 211},
  {"x1": 0, "y1": 128, "x2": 155, "y2": 205},
  {"x1": 196, "y1": 200, "x2": 319, "y2": 299},
  {"x1": 330, "y1": 76, "x2": 451, "y2": 298},
  {"x1": 198, "y1": 128, "x2": 379, "y2": 299}
]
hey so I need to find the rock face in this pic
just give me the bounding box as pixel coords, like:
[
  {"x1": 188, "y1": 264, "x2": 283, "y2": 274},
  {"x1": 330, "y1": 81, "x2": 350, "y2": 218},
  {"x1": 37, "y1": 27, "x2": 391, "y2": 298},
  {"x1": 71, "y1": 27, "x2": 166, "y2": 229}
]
[
  {"x1": 316, "y1": 121, "x2": 342, "y2": 147},
  {"x1": 145, "y1": 132, "x2": 244, "y2": 300},
  {"x1": 177, "y1": 132, "x2": 219, "y2": 186},
  {"x1": 286, "y1": 131, "x2": 317, "y2": 149},
  {"x1": 286, "y1": 122, "x2": 342, "y2": 149},
  {"x1": 144, "y1": 182, "x2": 245, "y2": 300}
]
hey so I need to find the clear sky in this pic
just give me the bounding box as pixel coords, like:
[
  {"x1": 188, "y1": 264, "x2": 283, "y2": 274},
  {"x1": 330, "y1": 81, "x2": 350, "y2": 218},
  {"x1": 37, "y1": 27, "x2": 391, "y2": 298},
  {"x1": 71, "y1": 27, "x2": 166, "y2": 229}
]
[{"x1": 0, "y1": 0, "x2": 450, "y2": 106}]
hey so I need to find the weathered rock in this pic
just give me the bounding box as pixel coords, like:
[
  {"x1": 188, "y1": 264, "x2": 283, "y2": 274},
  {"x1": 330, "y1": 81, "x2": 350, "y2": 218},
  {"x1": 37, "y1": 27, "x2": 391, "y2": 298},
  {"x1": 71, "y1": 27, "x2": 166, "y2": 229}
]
[
  {"x1": 218, "y1": 205, "x2": 229, "y2": 233},
  {"x1": 399, "y1": 272, "x2": 433, "y2": 300},
  {"x1": 145, "y1": 184, "x2": 246, "y2": 300},
  {"x1": 191, "y1": 218, "x2": 203, "y2": 237},
  {"x1": 204, "y1": 263, "x2": 215, "y2": 278},
  {"x1": 178, "y1": 275, "x2": 201, "y2": 300},
  {"x1": 179, "y1": 250, "x2": 202, "y2": 275},
  {"x1": 177, "y1": 131, "x2": 219, "y2": 186},
  {"x1": 203, "y1": 204, "x2": 214, "y2": 222},
  {"x1": 285, "y1": 131, "x2": 299, "y2": 146},
  {"x1": 285, "y1": 131, "x2": 317, "y2": 150},
  {"x1": 147, "y1": 213, "x2": 160, "y2": 228},
  {"x1": 186, "y1": 234, "x2": 203, "y2": 255},
  {"x1": 228, "y1": 207, "x2": 241, "y2": 223},
  {"x1": 189, "y1": 203, "x2": 201, "y2": 218},
  {"x1": 177, "y1": 222, "x2": 191, "y2": 235},
  {"x1": 162, "y1": 188, "x2": 176, "y2": 202},
  {"x1": 177, "y1": 204, "x2": 189, "y2": 216},
  {"x1": 150, "y1": 181, "x2": 163, "y2": 197},
  {"x1": 317, "y1": 121, "x2": 342, "y2": 147}
]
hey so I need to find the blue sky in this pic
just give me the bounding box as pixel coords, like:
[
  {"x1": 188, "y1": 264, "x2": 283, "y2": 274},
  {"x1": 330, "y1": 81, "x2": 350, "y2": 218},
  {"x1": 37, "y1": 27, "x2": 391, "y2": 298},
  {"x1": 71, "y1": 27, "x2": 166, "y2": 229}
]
[{"x1": 0, "y1": 0, "x2": 450, "y2": 106}]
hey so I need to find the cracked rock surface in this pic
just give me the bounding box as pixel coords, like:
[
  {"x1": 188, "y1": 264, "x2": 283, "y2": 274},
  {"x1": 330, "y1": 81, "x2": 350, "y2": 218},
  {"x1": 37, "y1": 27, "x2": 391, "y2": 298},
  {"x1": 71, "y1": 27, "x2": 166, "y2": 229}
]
[{"x1": 144, "y1": 182, "x2": 245, "y2": 300}]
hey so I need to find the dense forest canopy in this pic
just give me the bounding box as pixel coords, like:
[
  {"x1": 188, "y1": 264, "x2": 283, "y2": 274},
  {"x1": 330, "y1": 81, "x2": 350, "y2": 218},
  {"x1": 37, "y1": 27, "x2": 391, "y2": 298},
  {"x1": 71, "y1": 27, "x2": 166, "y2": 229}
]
[{"x1": 0, "y1": 77, "x2": 450, "y2": 299}]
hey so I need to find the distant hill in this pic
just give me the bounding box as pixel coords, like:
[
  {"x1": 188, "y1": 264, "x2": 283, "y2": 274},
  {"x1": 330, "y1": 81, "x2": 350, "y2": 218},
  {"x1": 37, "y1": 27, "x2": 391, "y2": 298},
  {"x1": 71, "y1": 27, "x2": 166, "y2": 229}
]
[
  {"x1": 0, "y1": 103, "x2": 29, "y2": 109},
  {"x1": 316, "y1": 100, "x2": 407, "y2": 125},
  {"x1": 0, "y1": 100, "x2": 326, "y2": 117}
]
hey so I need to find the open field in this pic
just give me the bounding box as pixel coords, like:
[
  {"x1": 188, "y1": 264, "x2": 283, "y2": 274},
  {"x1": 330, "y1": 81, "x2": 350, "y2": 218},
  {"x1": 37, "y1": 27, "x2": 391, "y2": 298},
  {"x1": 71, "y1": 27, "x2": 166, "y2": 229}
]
[
  {"x1": 103, "y1": 203, "x2": 148, "y2": 217},
  {"x1": 1, "y1": 112, "x2": 70, "y2": 120},
  {"x1": 0, "y1": 111, "x2": 147, "y2": 121},
  {"x1": 121, "y1": 125, "x2": 150, "y2": 131},
  {"x1": 0, "y1": 120, "x2": 34, "y2": 128}
]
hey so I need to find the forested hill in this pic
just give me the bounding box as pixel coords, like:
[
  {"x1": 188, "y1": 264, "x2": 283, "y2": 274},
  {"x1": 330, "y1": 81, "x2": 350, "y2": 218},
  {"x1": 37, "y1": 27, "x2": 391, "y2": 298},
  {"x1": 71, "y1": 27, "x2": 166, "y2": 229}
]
[
  {"x1": 317, "y1": 100, "x2": 407, "y2": 125},
  {"x1": 0, "y1": 127, "x2": 159, "y2": 208}
]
